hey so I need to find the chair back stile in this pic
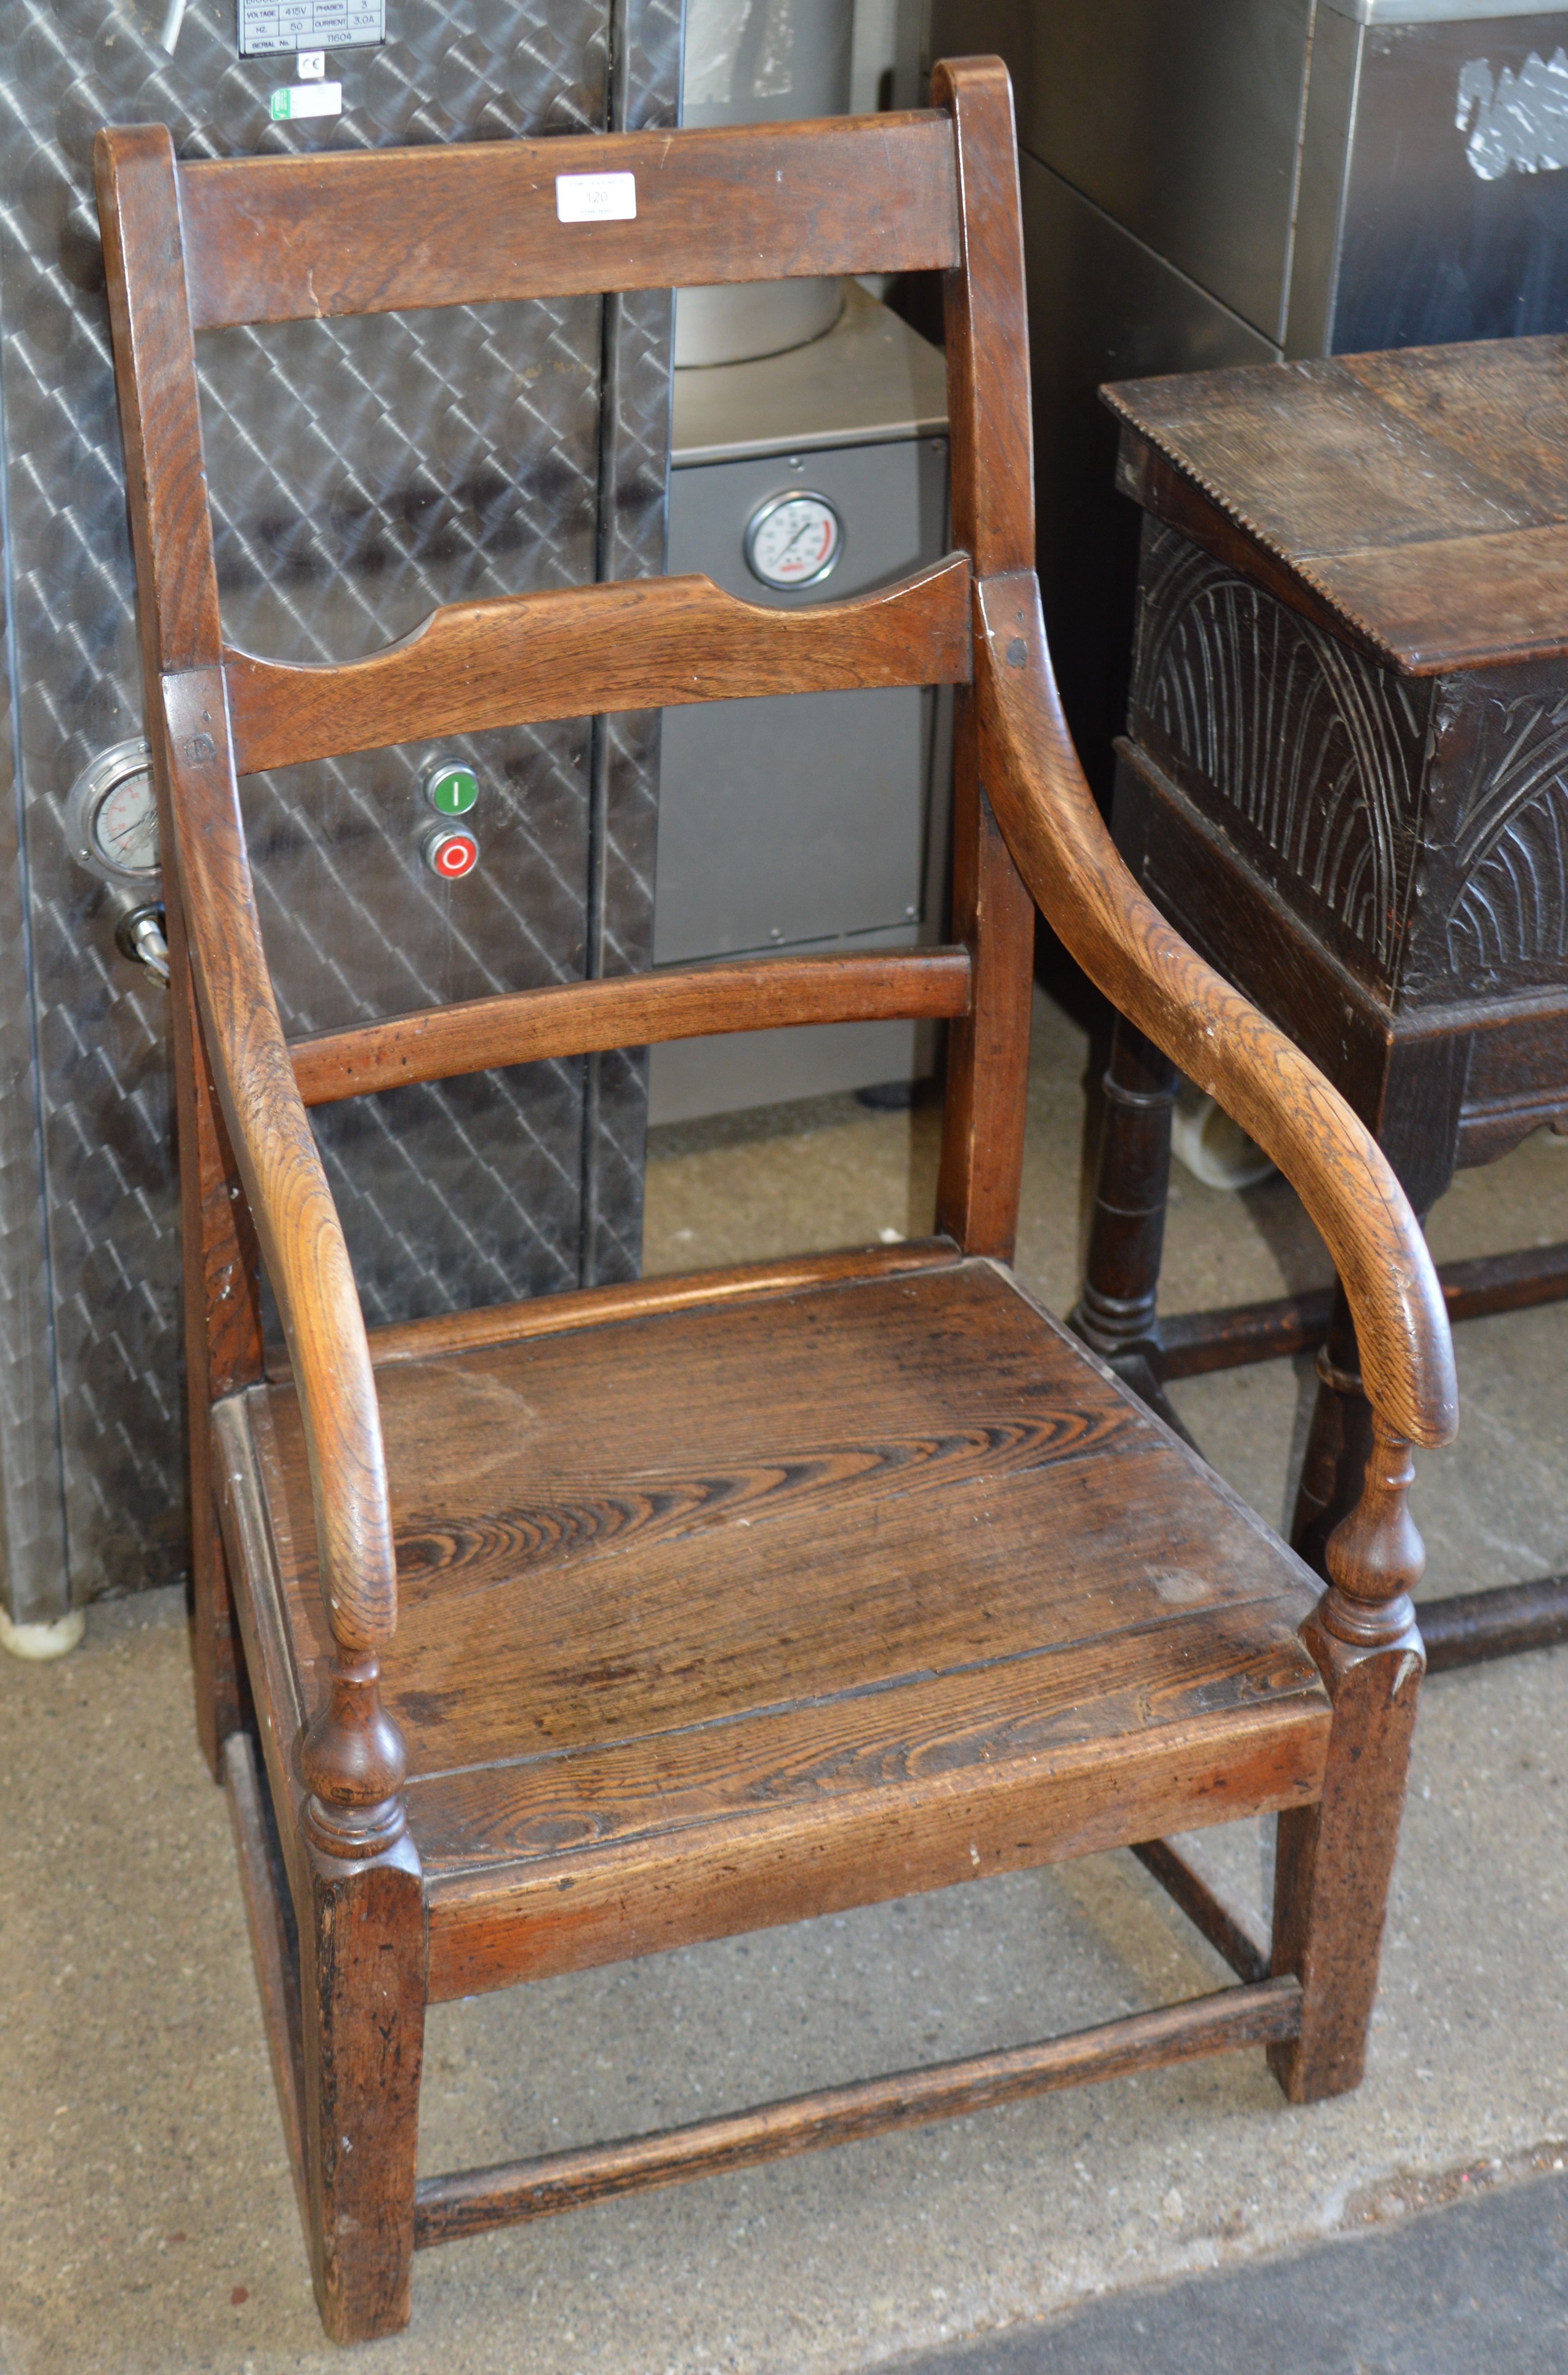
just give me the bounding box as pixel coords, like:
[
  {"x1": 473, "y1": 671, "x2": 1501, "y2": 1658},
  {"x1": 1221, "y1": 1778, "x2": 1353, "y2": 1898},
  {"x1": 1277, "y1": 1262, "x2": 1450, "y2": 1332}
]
[{"x1": 95, "y1": 63, "x2": 1045, "y2": 1842}]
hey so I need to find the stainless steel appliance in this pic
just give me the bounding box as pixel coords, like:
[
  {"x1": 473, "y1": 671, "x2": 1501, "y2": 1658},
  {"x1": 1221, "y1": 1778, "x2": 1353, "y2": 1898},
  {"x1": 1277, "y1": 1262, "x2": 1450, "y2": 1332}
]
[{"x1": 0, "y1": 0, "x2": 679, "y2": 1642}]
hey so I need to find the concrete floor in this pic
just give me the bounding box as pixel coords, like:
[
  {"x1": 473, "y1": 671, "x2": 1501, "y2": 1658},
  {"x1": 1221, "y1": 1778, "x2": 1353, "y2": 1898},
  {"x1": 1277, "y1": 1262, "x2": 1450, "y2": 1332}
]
[{"x1": 3, "y1": 991, "x2": 1567, "y2": 2373}]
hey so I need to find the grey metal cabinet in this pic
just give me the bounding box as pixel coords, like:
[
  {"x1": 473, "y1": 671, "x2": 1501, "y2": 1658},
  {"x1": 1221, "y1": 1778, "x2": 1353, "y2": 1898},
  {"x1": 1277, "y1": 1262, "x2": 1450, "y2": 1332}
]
[{"x1": 649, "y1": 284, "x2": 951, "y2": 1124}]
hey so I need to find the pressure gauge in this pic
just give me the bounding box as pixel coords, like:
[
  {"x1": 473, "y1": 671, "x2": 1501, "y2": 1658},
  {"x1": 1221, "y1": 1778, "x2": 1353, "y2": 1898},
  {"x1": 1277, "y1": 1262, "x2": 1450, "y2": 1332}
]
[
  {"x1": 66, "y1": 739, "x2": 160, "y2": 887},
  {"x1": 743, "y1": 490, "x2": 843, "y2": 590}
]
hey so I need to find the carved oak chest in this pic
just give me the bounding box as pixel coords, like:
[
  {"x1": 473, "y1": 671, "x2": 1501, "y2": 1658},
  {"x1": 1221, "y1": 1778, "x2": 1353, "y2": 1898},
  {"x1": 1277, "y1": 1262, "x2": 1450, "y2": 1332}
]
[{"x1": 1105, "y1": 336, "x2": 1568, "y2": 1213}]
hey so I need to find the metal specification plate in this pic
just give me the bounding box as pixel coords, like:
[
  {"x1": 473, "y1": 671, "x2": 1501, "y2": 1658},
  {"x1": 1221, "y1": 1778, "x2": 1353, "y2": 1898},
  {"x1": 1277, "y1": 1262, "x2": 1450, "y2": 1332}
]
[{"x1": 238, "y1": 0, "x2": 383, "y2": 56}]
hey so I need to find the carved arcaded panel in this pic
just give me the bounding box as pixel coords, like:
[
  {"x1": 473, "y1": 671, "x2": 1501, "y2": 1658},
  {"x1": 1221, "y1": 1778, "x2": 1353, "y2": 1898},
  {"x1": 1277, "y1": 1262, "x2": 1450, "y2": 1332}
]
[
  {"x1": 1130, "y1": 524, "x2": 1430, "y2": 992},
  {"x1": 1443, "y1": 681, "x2": 1568, "y2": 988}
]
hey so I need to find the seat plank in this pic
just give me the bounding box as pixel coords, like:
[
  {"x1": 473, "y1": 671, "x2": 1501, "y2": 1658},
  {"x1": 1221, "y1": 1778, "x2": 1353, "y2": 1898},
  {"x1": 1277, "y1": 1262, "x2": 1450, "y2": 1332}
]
[
  {"x1": 361, "y1": 1240, "x2": 964, "y2": 1370},
  {"x1": 247, "y1": 1261, "x2": 1324, "y2": 1777},
  {"x1": 225, "y1": 558, "x2": 972, "y2": 777},
  {"x1": 417, "y1": 1652, "x2": 1324, "y2": 1998},
  {"x1": 181, "y1": 114, "x2": 960, "y2": 331},
  {"x1": 290, "y1": 950, "x2": 972, "y2": 1107}
]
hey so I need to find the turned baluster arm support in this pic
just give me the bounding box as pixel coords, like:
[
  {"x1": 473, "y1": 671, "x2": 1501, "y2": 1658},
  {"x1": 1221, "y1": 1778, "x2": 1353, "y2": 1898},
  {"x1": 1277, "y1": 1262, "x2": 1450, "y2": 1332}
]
[
  {"x1": 972, "y1": 571, "x2": 1459, "y2": 1458},
  {"x1": 163, "y1": 673, "x2": 406, "y2": 1858}
]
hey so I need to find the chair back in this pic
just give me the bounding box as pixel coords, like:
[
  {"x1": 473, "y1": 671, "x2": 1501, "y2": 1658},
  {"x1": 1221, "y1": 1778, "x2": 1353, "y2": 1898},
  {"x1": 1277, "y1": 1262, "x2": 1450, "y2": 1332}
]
[{"x1": 95, "y1": 59, "x2": 1038, "y2": 1657}]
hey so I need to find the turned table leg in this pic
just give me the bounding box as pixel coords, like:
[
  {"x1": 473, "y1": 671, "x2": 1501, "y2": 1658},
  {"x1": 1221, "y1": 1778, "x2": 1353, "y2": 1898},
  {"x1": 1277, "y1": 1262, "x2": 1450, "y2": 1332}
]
[
  {"x1": 1071, "y1": 1015, "x2": 1179, "y2": 1410},
  {"x1": 1288, "y1": 1283, "x2": 1376, "y2": 1582}
]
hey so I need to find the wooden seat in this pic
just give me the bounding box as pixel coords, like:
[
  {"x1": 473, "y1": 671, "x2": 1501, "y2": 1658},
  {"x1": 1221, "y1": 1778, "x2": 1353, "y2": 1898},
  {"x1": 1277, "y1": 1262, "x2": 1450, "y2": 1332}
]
[
  {"x1": 98, "y1": 58, "x2": 1458, "y2": 2344},
  {"x1": 233, "y1": 1250, "x2": 1330, "y2": 1984}
]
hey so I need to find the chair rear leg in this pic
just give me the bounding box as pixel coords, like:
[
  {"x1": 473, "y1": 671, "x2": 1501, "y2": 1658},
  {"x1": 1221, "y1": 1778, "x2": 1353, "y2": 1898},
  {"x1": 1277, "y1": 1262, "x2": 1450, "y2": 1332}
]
[
  {"x1": 1270, "y1": 1416, "x2": 1426, "y2": 2104},
  {"x1": 299, "y1": 1826, "x2": 426, "y2": 2341}
]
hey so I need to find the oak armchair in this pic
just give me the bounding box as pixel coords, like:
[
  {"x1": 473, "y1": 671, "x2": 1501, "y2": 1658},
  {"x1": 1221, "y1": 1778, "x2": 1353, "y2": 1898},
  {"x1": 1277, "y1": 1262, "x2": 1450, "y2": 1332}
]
[{"x1": 97, "y1": 59, "x2": 1456, "y2": 2345}]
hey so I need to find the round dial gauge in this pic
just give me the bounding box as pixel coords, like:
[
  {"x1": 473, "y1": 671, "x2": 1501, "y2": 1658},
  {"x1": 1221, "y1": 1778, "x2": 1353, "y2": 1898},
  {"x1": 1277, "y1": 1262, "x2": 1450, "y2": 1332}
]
[
  {"x1": 66, "y1": 739, "x2": 161, "y2": 886},
  {"x1": 744, "y1": 491, "x2": 843, "y2": 590}
]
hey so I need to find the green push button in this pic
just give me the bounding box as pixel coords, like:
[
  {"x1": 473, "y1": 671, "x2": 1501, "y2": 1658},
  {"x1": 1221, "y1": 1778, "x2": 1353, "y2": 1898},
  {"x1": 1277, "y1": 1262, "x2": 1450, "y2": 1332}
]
[{"x1": 424, "y1": 762, "x2": 479, "y2": 817}]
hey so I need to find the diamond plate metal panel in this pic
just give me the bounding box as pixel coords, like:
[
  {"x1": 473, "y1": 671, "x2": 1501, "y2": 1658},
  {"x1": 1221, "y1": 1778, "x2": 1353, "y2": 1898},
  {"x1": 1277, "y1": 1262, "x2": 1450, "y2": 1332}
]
[{"x1": 0, "y1": 0, "x2": 677, "y2": 1613}]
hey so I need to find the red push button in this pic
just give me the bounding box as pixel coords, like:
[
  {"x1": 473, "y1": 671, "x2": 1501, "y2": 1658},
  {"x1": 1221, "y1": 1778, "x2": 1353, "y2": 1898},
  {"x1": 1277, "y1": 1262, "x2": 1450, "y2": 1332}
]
[{"x1": 424, "y1": 826, "x2": 479, "y2": 880}]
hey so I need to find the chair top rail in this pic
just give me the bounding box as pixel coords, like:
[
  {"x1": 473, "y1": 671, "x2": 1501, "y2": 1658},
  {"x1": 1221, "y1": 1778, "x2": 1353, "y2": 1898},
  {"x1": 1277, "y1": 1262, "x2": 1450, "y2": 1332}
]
[
  {"x1": 289, "y1": 949, "x2": 974, "y2": 1107},
  {"x1": 224, "y1": 557, "x2": 972, "y2": 778},
  {"x1": 176, "y1": 113, "x2": 961, "y2": 333}
]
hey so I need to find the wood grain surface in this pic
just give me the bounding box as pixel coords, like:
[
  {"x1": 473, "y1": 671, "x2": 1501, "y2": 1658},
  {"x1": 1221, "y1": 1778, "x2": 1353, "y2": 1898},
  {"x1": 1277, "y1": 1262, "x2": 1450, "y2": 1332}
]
[
  {"x1": 290, "y1": 950, "x2": 971, "y2": 1106},
  {"x1": 224, "y1": 1732, "x2": 308, "y2": 2235},
  {"x1": 412, "y1": 1978, "x2": 1303, "y2": 2239},
  {"x1": 930, "y1": 59, "x2": 1037, "y2": 1255},
  {"x1": 100, "y1": 69, "x2": 1425, "y2": 2334},
  {"x1": 97, "y1": 123, "x2": 257, "y2": 1769},
  {"x1": 226, "y1": 557, "x2": 972, "y2": 775},
  {"x1": 972, "y1": 571, "x2": 1457, "y2": 1449},
  {"x1": 165, "y1": 670, "x2": 399, "y2": 1655},
  {"x1": 179, "y1": 113, "x2": 960, "y2": 329},
  {"x1": 1103, "y1": 337, "x2": 1568, "y2": 673},
  {"x1": 230, "y1": 1258, "x2": 1328, "y2": 1991},
  {"x1": 360, "y1": 1240, "x2": 964, "y2": 1369}
]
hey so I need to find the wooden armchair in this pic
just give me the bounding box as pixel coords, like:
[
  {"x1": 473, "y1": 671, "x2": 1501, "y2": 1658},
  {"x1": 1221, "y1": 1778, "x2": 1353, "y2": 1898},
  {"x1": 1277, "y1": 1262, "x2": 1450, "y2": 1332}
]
[{"x1": 97, "y1": 62, "x2": 1458, "y2": 2346}]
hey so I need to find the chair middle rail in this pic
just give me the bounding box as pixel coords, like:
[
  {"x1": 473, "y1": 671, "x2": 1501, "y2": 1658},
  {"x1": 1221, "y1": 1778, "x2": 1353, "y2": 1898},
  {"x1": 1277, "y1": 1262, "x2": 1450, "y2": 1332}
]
[
  {"x1": 223, "y1": 558, "x2": 973, "y2": 776},
  {"x1": 289, "y1": 950, "x2": 974, "y2": 1107}
]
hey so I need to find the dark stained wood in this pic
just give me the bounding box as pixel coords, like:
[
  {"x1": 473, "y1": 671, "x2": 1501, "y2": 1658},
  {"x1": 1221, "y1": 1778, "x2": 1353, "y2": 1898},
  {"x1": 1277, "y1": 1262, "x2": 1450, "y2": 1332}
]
[
  {"x1": 1070, "y1": 1016, "x2": 1179, "y2": 1377},
  {"x1": 1092, "y1": 335, "x2": 1568, "y2": 1683},
  {"x1": 1160, "y1": 1240, "x2": 1568, "y2": 1382},
  {"x1": 94, "y1": 125, "x2": 224, "y2": 676},
  {"x1": 226, "y1": 557, "x2": 972, "y2": 777},
  {"x1": 290, "y1": 950, "x2": 972, "y2": 1107},
  {"x1": 1131, "y1": 1837, "x2": 1271, "y2": 1987},
  {"x1": 361, "y1": 1238, "x2": 964, "y2": 1370},
  {"x1": 224, "y1": 1731, "x2": 308, "y2": 2238},
  {"x1": 1419, "y1": 1578, "x2": 1568, "y2": 1672},
  {"x1": 1162, "y1": 1286, "x2": 1336, "y2": 1380},
  {"x1": 1271, "y1": 1420, "x2": 1426, "y2": 2103},
  {"x1": 212, "y1": 1395, "x2": 309, "y2": 1913},
  {"x1": 972, "y1": 570, "x2": 1457, "y2": 1451},
  {"x1": 100, "y1": 66, "x2": 1452, "y2": 2343},
  {"x1": 180, "y1": 113, "x2": 961, "y2": 331},
  {"x1": 96, "y1": 124, "x2": 256, "y2": 1773},
  {"x1": 1102, "y1": 338, "x2": 1568, "y2": 675},
  {"x1": 233, "y1": 1258, "x2": 1328, "y2": 1996},
  {"x1": 259, "y1": 1264, "x2": 1326, "y2": 1767},
  {"x1": 1337, "y1": 336, "x2": 1568, "y2": 518},
  {"x1": 161, "y1": 670, "x2": 399, "y2": 1670},
  {"x1": 173, "y1": 907, "x2": 262, "y2": 1771},
  {"x1": 298, "y1": 1832, "x2": 425, "y2": 2342},
  {"x1": 931, "y1": 57, "x2": 1038, "y2": 1258},
  {"x1": 420, "y1": 1668, "x2": 1323, "y2": 2004},
  {"x1": 934, "y1": 56, "x2": 1035, "y2": 580},
  {"x1": 1310, "y1": 526, "x2": 1568, "y2": 678},
  {"x1": 413, "y1": 1977, "x2": 1303, "y2": 2242},
  {"x1": 933, "y1": 701, "x2": 1037, "y2": 1259}
]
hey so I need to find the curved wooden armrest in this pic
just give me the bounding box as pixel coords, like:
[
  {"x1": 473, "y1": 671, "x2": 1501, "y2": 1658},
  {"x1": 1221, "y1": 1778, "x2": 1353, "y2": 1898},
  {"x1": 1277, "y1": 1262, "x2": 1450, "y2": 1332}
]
[
  {"x1": 973, "y1": 572, "x2": 1458, "y2": 1451},
  {"x1": 165, "y1": 673, "x2": 398, "y2": 1656}
]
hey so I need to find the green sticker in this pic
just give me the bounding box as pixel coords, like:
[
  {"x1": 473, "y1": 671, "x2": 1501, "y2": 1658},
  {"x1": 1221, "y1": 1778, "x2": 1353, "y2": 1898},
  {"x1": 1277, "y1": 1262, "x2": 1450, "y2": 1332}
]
[
  {"x1": 269, "y1": 89, "x2": 291, "y2": 119},
  {"x1": 427, "y1": 764, "x2": 479, "y2": 816}
]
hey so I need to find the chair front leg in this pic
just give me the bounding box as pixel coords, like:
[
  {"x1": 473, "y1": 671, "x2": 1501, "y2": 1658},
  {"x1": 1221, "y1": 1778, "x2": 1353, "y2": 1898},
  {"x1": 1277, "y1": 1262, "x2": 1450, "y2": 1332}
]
[
  {"x1": 1270, "y1": 1414, "x2": 1426, "y2": 2104},
  {"x1": 299, "y1": 1828, "x2": 425, "y2": 2341},
  {"x1": 299, "y1": 1659, "x2": 425, "y2": 2341}
]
